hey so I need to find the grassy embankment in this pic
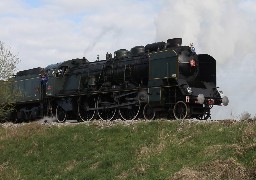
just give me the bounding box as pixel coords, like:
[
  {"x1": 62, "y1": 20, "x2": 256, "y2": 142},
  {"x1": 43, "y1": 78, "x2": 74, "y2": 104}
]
[{"x1": 0, "y1": 120, "x2": 255, "y2": 179}]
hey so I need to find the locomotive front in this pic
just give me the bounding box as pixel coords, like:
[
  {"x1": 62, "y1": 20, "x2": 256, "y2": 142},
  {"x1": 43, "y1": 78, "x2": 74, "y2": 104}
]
[
  {"x1": 144, "y1": 38, "x2": 229, "y2": 120},
  {"x1": 174, "y1": 42, "x2": 229, "y2": 119}
]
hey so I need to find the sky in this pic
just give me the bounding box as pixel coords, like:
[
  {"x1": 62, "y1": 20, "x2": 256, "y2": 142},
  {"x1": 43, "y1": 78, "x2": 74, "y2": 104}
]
[{"x1": 1, "y1": 0, "x2": 256, "y2": 119}]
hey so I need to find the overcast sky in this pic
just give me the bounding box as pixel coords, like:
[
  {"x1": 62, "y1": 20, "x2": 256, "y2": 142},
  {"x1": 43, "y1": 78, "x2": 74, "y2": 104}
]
[{"x1": 1, "y1": 0, "x2": 256, "y2": 119}]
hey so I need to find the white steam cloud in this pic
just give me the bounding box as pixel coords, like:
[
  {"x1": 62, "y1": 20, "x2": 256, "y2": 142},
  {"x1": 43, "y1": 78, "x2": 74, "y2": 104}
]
[{"x1": 156, "y1": 0, "x2": 256, "y2": 119}]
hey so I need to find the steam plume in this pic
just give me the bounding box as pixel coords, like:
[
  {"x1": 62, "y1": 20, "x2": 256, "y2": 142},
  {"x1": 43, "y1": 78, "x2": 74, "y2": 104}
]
[{"x1": 155, "y1": 0, "x2": 256, "y2": 119}]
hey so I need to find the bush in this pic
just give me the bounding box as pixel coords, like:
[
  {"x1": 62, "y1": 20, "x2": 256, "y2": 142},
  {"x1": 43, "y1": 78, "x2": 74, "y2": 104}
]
[
  {"x1": 239, "y1": 111, "x2": 256, "y2": 122},
  {"x1": 0, "y1": 81, "x2": 15, "y2": 120},
  {"x1": 240, "y1": 112, "x2": 251, "y2": 121},
  {"x1": 0, "y1": 41, "x2": 20, "y2": 121}
]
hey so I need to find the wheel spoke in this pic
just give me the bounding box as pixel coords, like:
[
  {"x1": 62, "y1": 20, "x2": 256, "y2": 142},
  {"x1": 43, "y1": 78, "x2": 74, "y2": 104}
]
[
  {"x1": 143, "y1": 103, "x2": 155, "y2": 120},
  {"x1": 78, "y1": 98, "x2": 96, "y2": 121},
  {"x1": 197, "y1": 113, "x2": 210, "y2": 120},
  {"x1": 119, "y1": 102, "x2": 140, "y2": 120},
  {"x1": 97, "y1": 96, "x2": 116, "y2": 121},
  {"x1": 47, "y1": 102, "x2": 53, "y2": 118},
  {"x1": 196, "y1": 107, "x2": 211, "y2": 120},
  {"x1": 173, "y1": 101, "x2": 188, "y2": 120},
  {"x1": 118, "y1": 92, "x2": 140, "y2": 121},
  {"x1": 56, "y1": 106, "x2": 66, "y2": 123}
]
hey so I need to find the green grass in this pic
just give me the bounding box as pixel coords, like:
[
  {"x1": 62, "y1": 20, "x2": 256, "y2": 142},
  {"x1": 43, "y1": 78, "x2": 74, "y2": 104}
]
[{"x1": 0, "y1": 120, "x2": 255, "y2": 179}]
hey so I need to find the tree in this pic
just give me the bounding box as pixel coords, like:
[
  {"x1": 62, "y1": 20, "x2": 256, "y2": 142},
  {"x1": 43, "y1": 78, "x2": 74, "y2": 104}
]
[
  {"x1": 0, "y1": 41, "x2": 19, "y2": 80},
  {"x1": 0, "y1": 41, "x2": 20, "y2": 121}
]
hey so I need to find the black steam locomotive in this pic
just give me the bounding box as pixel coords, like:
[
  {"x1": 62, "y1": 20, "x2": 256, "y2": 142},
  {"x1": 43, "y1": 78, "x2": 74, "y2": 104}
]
[{"x1": 11, "y1": 38, "x2": 229, "y2": 122}]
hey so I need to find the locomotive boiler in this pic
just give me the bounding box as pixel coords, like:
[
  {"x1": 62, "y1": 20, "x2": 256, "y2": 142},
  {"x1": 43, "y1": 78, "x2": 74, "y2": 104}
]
[{"x1": 10, "y1": 38, "x2": 229, "y2": 122}]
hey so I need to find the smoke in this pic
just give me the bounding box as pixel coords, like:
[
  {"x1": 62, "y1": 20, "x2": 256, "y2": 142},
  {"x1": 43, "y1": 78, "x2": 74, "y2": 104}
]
[
  {"x1": 155, "y1": 0, "x2": 256, "y2": 119},
  {"x1": 83, "y1": 26, "x2": 121, "y2": 59},
  {"x1": 38, "y1": 116, "x2": 57, "y2": 124}
]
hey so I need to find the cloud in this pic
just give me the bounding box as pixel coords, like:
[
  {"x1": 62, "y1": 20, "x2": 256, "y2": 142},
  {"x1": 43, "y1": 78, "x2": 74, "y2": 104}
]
[
  {"x1": 0, "y1": 0, "x2": 159, "y2": 69},
  {"x1": 155, "y1": 0, "x2": 256, "y2": 119},
  {"x1": 156, "y1": 0, "x2": 256, "y2": 63}
]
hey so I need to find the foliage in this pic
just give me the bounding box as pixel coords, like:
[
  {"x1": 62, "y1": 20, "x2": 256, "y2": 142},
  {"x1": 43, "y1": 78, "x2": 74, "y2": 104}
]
[
  {"x1": 0, "y1": 41, "x2": 19, "y2": 80},
  {"x1": 240, "y1": 111, "x2": 251, "y2": 121},
  {"x1": 0, "y1": 121, "x2": 255, "y2": 179},
  {"x1": 0, "y1": 81, "x2": 18, "y2": 121},
  {"x1": 0, "y1": 41, "x2": 20, "y2": 120},
  {"x1": 240, "y1": 111, "x2": 256, "y2": 122}
]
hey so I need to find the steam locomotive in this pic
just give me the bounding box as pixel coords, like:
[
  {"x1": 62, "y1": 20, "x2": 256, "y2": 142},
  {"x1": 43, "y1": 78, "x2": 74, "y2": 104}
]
[{"x1": 11, "y1": 38, "x2": 229, "y2": 122}]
